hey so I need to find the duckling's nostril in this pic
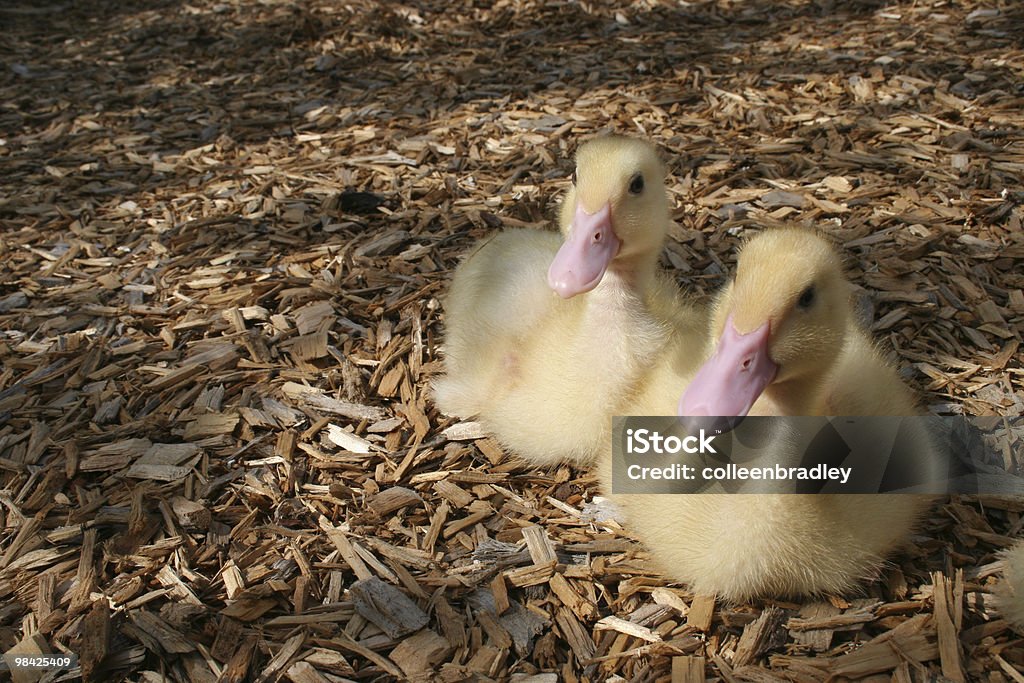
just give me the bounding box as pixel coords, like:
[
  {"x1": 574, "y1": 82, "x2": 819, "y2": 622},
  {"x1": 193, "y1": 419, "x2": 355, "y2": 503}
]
[
  {"x1": 593, "y1": 231, "x2": 602, "y2": 243},
  {"x1": 741, "y1": 358, "x2": 752, "y2": 370}
]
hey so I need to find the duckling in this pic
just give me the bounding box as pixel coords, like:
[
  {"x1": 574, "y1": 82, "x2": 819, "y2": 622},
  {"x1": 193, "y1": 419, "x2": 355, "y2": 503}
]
[
  {"x1": 603, "y1": 227, "x2": 930, "y2": 600},
  {"x1": 993, "y1": 540, "x2": 1024, "y2": 631},
  {"x1": 433, "y1": 135, "x2": 705, "y2": 466}
]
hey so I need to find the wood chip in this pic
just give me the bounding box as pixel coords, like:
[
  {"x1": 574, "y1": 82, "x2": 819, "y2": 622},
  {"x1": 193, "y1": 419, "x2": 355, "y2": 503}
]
[
  {"x1": 390, "y1": 629, "x2": 453, "y2": 680},
  {"x1": 686, "y1": 595, "x2": 716, "y2": 632},
  {"x1": 732, "y1": 606, "x2": 787, "y2": 667},
  {"x1": 349, "y1": 577, "x2": 428, "y2": 639},
  {"x1": 280, "y1": 382, "x2": 384, "y2": 421},
  {"x1": 672, "y1": 656, "x2": 706, "y2": 683},
  {"x1": 367, "y1": 486, "x2": 423, "y2": 516},
  {"x1": 594, "y1": 615, "x2": 662, "y2": 643},
  {"x1": 933, "y1": 571, "x2": 966, "y2": 682},
  {"x1": 522, "y1": 525, "x2": 558, "y2": 565}
]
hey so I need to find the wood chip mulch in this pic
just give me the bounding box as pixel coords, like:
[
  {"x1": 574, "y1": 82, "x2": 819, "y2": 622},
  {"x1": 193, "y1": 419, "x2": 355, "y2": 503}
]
[{"x1": 1, "y1": 0, "x2": 1023, "y2": 681}]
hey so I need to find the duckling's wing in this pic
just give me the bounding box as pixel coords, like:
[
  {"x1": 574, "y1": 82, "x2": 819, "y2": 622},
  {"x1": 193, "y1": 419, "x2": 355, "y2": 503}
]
[
  {"x1": 444, "y1": 229, "x2": 563, "y2": 343},
  {"x1": 827, "y1": 333, "x2": 920, "y2": 416}
]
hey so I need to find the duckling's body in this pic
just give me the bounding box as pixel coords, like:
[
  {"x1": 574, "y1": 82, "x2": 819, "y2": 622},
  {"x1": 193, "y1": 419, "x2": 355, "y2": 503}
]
[
  {"x1": 603, "y1": 228, "x2": 929, "y2": 600},
  {"x1": 434, "y1": 136, "x2": 705, "y2": 466},
  {"x1": 994, "y1": 540, "x2": 1024, "y2": 631}
]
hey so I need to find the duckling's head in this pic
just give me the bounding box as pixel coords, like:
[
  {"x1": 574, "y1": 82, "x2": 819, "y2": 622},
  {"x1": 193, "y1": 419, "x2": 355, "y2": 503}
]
[
  {"x1": 548, "y1": 135, "x2": 670, "y2": 298},
  {"x1": 680, "y1": 228, "x2": 852, "y2": 417}
]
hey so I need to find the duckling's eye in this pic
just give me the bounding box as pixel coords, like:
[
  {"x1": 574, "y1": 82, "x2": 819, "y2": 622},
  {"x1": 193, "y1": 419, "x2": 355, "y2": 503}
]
[
  {"x1": 571, "y1": 168, "x2": 577, "y2": 186},
  {"x1": 628, "y1": 173, "x2": 644, "y2": 195},
  {"x1": 797, "y1": 285, "x2": 816, "y2": 309}
]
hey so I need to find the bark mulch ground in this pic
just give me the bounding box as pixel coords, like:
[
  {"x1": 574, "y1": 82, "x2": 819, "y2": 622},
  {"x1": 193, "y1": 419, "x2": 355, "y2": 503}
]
[{"x1": 1, "y1": 0, "x2": 1023, "y2": 681}]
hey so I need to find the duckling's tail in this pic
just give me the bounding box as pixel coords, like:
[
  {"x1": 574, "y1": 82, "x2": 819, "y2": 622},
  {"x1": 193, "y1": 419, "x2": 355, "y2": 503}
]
[{"x1": 994, "y1": 539, "x2": 1024, "y2": 630}]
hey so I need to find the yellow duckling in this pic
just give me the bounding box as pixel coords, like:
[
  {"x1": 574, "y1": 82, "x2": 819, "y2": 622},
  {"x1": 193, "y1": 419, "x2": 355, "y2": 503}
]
[
  {"x1": 434, "y1": 135, "x2": 704, "y2": 466},
  {"x1": 603, "y1": 227, "x2": 930, "y2": 600}
]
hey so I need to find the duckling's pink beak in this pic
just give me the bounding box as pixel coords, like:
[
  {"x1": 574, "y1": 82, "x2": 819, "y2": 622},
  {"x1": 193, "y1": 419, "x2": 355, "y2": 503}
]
[
  {"x1": 679, "y1": 315, "x2": 778, "y2": 418},
  {"x1": 547, "y1": 202, "x2": 620, "y2": 298}
]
